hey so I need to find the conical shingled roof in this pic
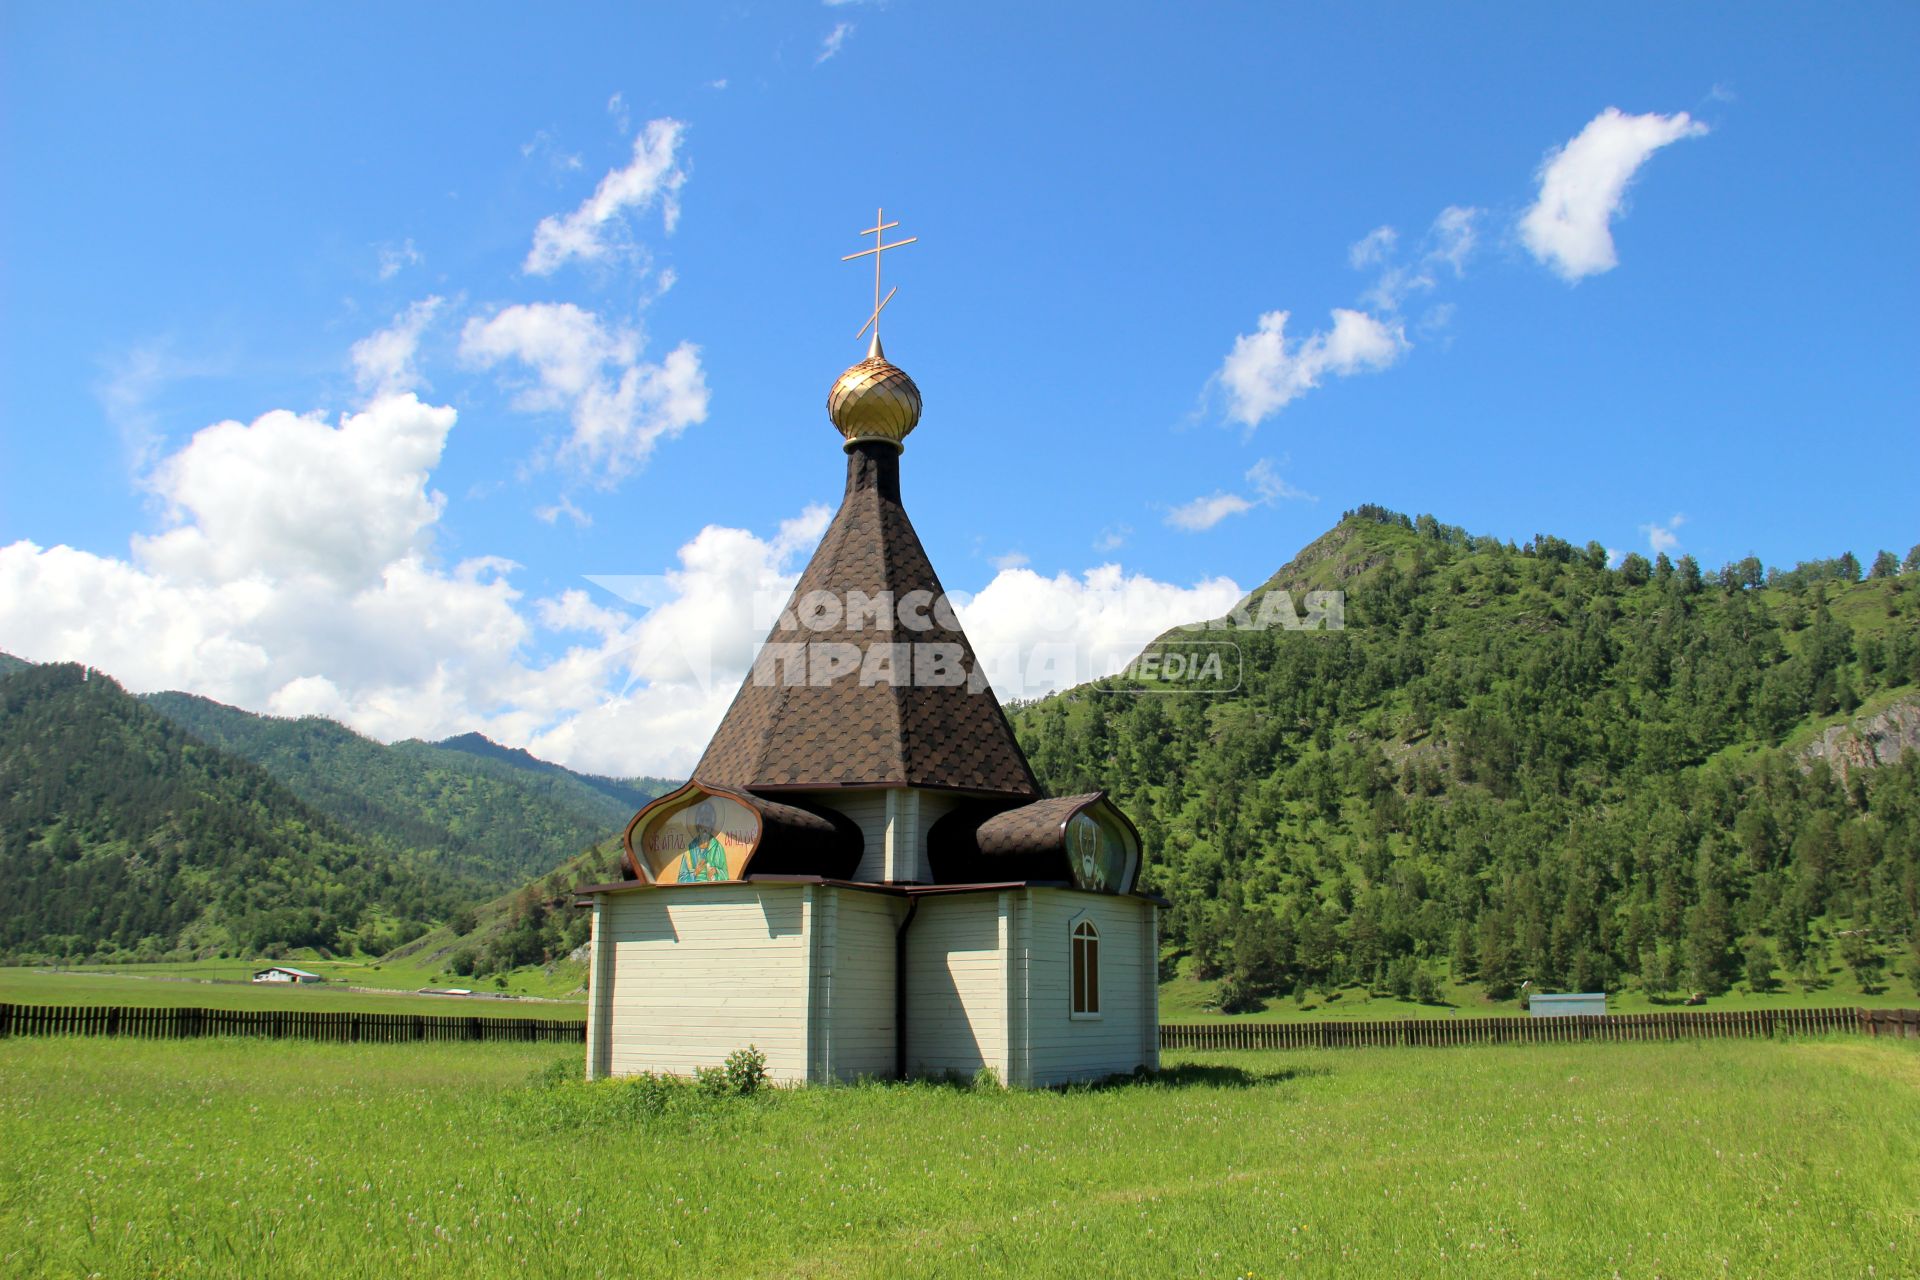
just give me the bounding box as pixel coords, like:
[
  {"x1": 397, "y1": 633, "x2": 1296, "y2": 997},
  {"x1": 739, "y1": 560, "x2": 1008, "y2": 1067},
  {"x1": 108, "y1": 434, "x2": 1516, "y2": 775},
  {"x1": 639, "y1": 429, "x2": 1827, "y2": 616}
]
[{"x1": 692, "y1": 441, "x2": 1041, "y2": 799}]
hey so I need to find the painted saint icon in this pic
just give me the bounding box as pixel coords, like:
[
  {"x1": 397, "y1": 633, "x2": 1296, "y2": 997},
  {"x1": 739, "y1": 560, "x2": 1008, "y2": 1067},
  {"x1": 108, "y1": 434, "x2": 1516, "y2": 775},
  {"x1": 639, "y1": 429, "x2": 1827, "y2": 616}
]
[
  {"x1": 636, "y1": 791, "x2": 758, "y2": 883},
  {"x1": 1066, "y1": 811, "x2": 1131, "y2": 894},
  {"x1": 676, "y1": 802, "x2": 730, "y2": 883}
]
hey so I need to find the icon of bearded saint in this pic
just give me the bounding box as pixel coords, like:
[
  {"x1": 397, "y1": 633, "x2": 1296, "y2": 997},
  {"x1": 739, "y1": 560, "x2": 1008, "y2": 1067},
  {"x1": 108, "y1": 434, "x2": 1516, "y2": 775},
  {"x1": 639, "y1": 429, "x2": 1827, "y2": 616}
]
[
  {"x1": 1073, "y1": 817, "x2": 1107, "y2": 892},
  {"x1": 676, "y1": 803, "x2": 730, "y2": 883}
]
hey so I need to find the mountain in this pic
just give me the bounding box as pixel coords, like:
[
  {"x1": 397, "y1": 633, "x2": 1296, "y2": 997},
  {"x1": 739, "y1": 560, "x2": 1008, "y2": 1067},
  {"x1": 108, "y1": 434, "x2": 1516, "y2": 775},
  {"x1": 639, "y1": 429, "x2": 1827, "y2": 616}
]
[
  {"x1": 1009, "y1": 509, "x2": 1920, "y2": 1008},
  {"x1": 0, "y1": 652, "x2": 30, "y2": 678},
  {"x1": 426, "y1": 731, "x2": 669, "y2": 814},
  {"x1": 144, "y1": 692, "x2": 674, "y2": 886},
  {"x1": 0, "y1": 663, "x2": 472, "y2": 961}
]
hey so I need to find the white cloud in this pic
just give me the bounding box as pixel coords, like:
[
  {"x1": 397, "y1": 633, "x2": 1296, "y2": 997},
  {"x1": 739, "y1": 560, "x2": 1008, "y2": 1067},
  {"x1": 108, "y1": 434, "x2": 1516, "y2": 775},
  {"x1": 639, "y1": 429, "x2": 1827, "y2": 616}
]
[
  {"x1": 1218, "y1": 308, "x2": 1406, "y2": 428},
  {"x1": 376, "y1": 238, "x2": 423, "y2": 281},
  {"x1": 1357, "y1": 206, "x2": 1480, "y2": 313},
  {"x1": 817, "y1": 22, "x2": 854, "y2": 63},
  {"x1": 1642, "y1": 513, "x2": 1685, "y2": 555},
  {"x1": 1094, "y1": 524, "x2": 1132, "y2": 553},
  {"x1": 1520, "y1": 107, "x2": 1708, "y2": 281},
  {"x1": 606, "y1": 91, "x2": 630, "y2": 134},
  {"x1": 991, "y1": 551, "x2": 1030, "y2": 572},
  {"x1": 460, "y1": 302, "x2": 709, "y2": 480},
  {"x1": 1428, "y1": 205, "x2": 1478, "y2": 275},
  {"x1": 1166, "y1": 492, "x2": 1254, "y2": 533},
  {"x1": 137, "y1": 394, "x2": 455, "y2": 591},
  {"x1": 1246, "y1": 457, "x2": 1311, "y2": 503},
  {"x1": 0, "y1": 369, "x2": 835, "y2": 777},
  {"x1": 0, "y1": 391, "x2": 534, "y2": 747},
  {"x1": 535, "y1": 495, "x2": 593, "y2": 528},
  {"x1": 524, "y1": 117, "x2": 687, "y2": 276},
  {"x1": 1166, "y1": 458, "x2": 1314, "y2": 532},
  {"x1": 958, "y1": 565, "x2": 1245, "y2": 701},
  {"x1": 531, "y1": 507, "x2": 833, "y2": 774},
  {"x1": 350, "y1": 296, "x2": 443, "y2": 397},
  {"x1": 96, "y1": 342, "x2": 224, "y2": 475},
  {"x1": 1349, "y1": 226, "x2": 1397, "y2": 269}
]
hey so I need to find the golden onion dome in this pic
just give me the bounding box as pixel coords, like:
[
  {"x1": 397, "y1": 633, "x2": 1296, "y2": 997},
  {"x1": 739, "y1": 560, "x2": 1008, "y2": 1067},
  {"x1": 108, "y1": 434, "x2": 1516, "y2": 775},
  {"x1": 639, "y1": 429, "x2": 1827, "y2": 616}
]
[{"x1": 828, "y1": 333, "x2": 921, "y2": 450}]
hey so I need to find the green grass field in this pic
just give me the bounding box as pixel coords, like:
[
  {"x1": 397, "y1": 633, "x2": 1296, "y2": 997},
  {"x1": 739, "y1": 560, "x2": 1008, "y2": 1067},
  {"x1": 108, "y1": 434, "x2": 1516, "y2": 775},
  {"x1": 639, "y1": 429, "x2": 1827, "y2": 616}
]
[
  {"x1": 3, "y1": 945, "x2": 592, "y2": 1004},
  {"x1": 2, "y1": 1035, "x2": 1913, "y2": 1278},
  {"x1": 9, "y1": 956, "x2": 1915, "y2": 1029},
  {"x1": 1156, "y1": 956, "x2": 1920, "y2": 1024},
  {"x1": 0, "y1": 965, "x2": 584, "y2": 1020}
]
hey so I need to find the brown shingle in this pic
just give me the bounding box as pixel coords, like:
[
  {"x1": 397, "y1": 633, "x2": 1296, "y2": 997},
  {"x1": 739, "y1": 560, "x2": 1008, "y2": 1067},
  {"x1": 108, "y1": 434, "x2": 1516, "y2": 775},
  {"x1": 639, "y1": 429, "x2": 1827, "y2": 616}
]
[{"x1": 693, "y1": 441, "x2": 1040, "y2": 799}]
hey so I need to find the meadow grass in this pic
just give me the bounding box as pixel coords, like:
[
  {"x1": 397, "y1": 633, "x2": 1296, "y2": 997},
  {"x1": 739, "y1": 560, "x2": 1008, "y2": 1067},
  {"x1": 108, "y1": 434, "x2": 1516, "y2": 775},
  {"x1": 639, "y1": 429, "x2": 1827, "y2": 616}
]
[
  {"x1": 14, "y1": 958, "x2": 1912, "y2": 1029},
  {"x1": 1156, "y1": 960, "x2": 1920, "y2": 1024},
  {"x1": 0, "y1": 966, "x2": 583, "y2": 1019},
  {"x1": 4, "y1": 948, "x2": 591, "y2": 1004},
  {"x1": 2, "y1": 1034, "x2": 1913, "y2": 1278}
]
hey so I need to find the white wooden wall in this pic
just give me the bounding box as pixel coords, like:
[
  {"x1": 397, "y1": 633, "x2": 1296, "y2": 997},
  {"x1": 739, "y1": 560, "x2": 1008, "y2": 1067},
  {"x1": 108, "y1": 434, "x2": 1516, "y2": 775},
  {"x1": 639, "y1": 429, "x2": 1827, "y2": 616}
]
[
  {"x1": 595, "y1": 883, "x2": 813, "y2": 1084},
  {"x1": 830, "y1": 789, "x2": 890, "y2": 882},
  {"x1": 911, "y1": 791, "x2": 960, "y2": 884},
  {"x1": 904, "y1": 892, "x2": 1011, "y2": 1080},
  {"x1": 809, "y1": 787, "x2": 958, "y2": 884},
  {"x1": 585, "y1": 881, "x2": 1159, "y2": 1089},
  {"x1": 1018, "y1": 889, "x2": 1159, "y2": 1087},
  {"x1": 814, "y1": 887, "x2": 903, "y2": 1080}
]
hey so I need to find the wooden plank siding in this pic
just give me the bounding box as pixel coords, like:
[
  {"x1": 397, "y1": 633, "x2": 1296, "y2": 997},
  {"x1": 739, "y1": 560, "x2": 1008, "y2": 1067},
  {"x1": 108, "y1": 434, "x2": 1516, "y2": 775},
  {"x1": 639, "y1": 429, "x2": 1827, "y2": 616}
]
[
  {"x1": 818, "y1": 887, "x2": 905, "y2": 1081},
  {"x1": 831, "y1": 790, "x2": 891, "y2": 883},
  {"x1": 0, "y1": 1002, "x2": 584, "y2": 1043},
  {"x1": 598, "y1": 883, "x2": 814, "y2": 1083},
  {"x1": 1158, "y1": 1007, "x2": 1920, "y2": 1050},
  {"x1": 1021, "y1": 889, "x2": 1158, "y2": 1087},
  {"x1": 904, "y1": 892, "x2": 1009, "y2": 1080}
]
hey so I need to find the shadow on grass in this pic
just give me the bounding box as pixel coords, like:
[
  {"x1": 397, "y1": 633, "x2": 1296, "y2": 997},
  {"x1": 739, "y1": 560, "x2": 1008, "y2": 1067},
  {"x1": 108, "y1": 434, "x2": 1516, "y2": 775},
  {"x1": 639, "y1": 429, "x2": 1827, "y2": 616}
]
[
  {"x1": 825, "y1": 1060, "x2": 1330, "y2": 1097},
  {"x1": 1072, "y1": 1061, "x2": 1332, "y2": 1092}
]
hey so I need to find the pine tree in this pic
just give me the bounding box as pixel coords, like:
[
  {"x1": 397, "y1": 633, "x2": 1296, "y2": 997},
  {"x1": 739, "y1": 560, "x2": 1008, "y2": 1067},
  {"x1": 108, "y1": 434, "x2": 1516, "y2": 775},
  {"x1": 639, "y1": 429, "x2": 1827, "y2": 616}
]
[{"x1": 1743, "y1": 938, "x2": 1778, "y2": 992}]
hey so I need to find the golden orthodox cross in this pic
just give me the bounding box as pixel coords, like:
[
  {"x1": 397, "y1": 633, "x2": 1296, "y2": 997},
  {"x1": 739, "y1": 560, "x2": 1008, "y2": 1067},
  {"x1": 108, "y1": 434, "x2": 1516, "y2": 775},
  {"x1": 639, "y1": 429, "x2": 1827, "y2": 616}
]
[{"x1": 842, "y1": 207, "x2": 917, "y2": 341}]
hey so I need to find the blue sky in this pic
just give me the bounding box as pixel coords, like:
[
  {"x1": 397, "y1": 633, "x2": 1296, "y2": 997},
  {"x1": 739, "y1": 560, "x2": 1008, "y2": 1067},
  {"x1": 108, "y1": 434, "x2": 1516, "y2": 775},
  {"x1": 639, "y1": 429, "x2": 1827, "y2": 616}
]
[{"x1": 2, "y1": 3, "x2": 1915, "y2": 774}]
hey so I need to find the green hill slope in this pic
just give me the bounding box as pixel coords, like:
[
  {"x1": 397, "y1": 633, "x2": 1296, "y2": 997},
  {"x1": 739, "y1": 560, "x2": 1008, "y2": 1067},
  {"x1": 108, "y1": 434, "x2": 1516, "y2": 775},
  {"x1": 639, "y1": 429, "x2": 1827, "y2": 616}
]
[
  {"x1": 1010, "y1": 509, "x2": 1920, "y2": 1011},
  {"x1": 0, "y1": 664, "x2": 472, "y2": 962},
  {"x1": 145, "y1": 692, "x2": 673, "y2": 886},
  {"x1": 374, "y1": 839, "x2": 626, "y2": 995}
]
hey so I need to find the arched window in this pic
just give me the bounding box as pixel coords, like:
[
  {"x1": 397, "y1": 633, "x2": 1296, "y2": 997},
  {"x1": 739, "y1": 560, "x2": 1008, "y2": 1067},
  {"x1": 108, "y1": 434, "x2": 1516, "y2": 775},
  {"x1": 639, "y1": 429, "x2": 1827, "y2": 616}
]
[{"x1": 1071, "y1": 918, "x2": 1100, "y2": 1018}]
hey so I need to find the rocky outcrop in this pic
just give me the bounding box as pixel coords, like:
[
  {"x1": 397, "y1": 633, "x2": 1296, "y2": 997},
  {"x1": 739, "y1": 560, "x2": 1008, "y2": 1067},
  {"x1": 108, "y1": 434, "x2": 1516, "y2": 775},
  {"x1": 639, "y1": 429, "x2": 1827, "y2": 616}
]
[{"x1": 1799, "y1": 695, "x2": 1920, "y2": 780}]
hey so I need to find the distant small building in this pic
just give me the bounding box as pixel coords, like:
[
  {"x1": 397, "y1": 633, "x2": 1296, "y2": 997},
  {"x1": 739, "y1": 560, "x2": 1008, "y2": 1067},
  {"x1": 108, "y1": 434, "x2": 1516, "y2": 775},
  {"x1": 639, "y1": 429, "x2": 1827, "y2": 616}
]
[
  {"x1": 1530, "y1": 992, "x2": 1606, "y2": 1018},
  {"x1": 252, "y1": 966, "x2": 323, "y2": 985}
]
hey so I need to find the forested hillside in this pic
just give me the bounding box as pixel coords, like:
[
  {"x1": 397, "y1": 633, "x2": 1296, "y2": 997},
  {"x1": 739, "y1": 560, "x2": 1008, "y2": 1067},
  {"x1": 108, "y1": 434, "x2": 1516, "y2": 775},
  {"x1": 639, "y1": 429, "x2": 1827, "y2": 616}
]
[
  {"x1": 429, "y1": 731, "x2": 668, "y2": 814},
  {"x1": 384, "y1": 839, "x2": 626, "y2": 988},
  {"x1": 0, "y1": 664, "x2": 471, "y2": 961},
  {"x1": 1010, "y1": 510, "x2": 1920, "y2": 1008},
  {"x1": 144, "y1": 692, "x2": 673, "y2": 885}
]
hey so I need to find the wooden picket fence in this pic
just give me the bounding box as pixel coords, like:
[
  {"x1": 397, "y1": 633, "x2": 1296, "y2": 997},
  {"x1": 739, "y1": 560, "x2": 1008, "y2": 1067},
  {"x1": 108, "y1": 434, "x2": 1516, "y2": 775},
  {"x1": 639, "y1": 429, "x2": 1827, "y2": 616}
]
[
  {"x1": 0, "y1": 1002, "x2": 586, "y2": 1044},
  {"x1": 1161, "y1": 1006, "x2": 1920, "y2": 1051}
]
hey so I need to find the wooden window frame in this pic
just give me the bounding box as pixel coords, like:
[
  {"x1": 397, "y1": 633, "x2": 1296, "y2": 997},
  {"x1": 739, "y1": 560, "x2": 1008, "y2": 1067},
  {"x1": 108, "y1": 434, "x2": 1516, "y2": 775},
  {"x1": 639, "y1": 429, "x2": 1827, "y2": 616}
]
[{"x1": 1070, "y1": 917, "x2": 1101, "y2": 1019}]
